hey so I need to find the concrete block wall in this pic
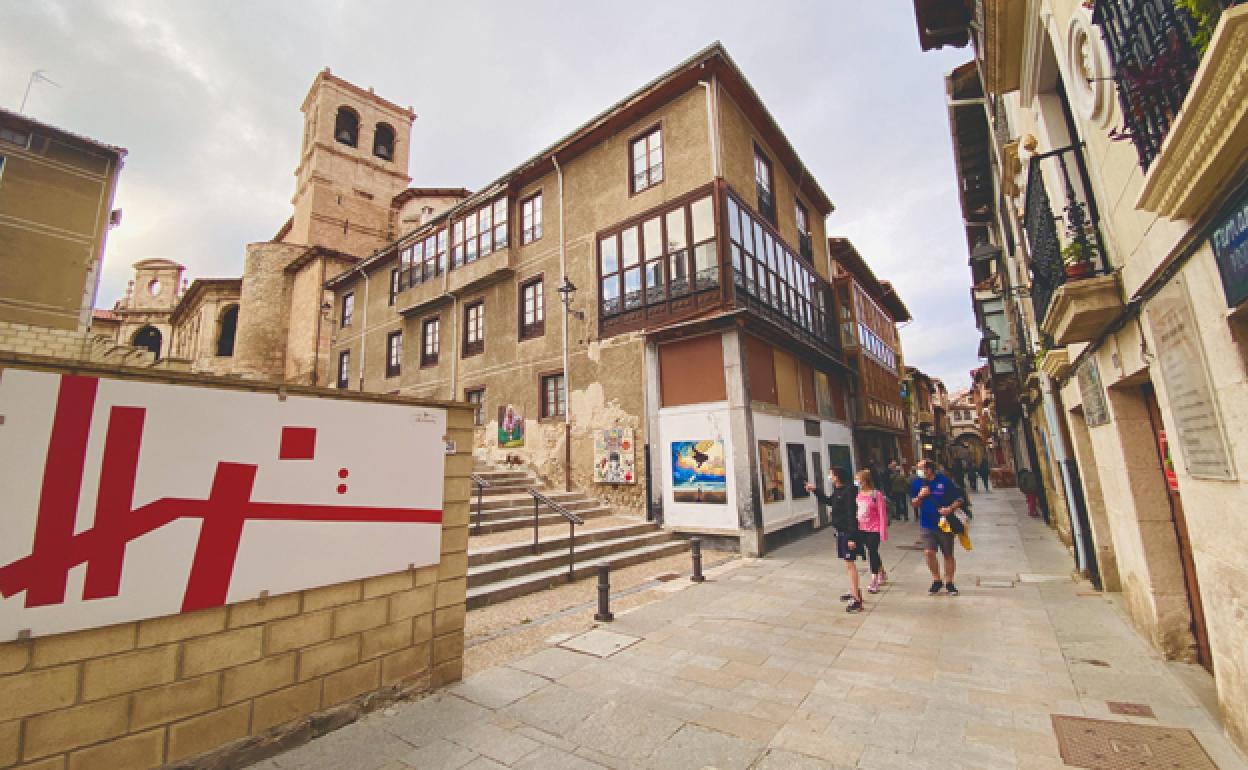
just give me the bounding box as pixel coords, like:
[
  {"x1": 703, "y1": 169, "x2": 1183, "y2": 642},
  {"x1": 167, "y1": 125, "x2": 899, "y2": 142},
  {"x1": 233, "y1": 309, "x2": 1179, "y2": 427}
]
[{"x1": 0, "y1": 387, "x2": 473, "y2": 770}]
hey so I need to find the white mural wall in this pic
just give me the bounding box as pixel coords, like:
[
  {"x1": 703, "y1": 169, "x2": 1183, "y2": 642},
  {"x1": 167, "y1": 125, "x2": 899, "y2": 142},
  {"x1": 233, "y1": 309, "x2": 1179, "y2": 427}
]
[
  {"x1": 753, "y1": 412, "x2": 855, "y2": 533},
  {"x1": 657, "y1": 401, "x2": 738, "y2": 531}
]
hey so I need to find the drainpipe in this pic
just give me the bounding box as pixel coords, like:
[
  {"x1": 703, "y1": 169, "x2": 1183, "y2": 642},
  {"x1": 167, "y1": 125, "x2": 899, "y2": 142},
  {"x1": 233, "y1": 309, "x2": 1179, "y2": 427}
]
[
  {"x1": 1039, "y1": 372, "x2": 1093, "y2": 579},
  {"x1": 312, "y1": 255, "x2": 326, "y2": 386},
  {"x1": 355, "y1": 265, "x2": 370, "y2": 391},
  {"x1": 553, "y1": 153, "x2": 570, "y2": 491},
  {"x1": 699, "y1": 80, "x2": 720, "y2": 178}
]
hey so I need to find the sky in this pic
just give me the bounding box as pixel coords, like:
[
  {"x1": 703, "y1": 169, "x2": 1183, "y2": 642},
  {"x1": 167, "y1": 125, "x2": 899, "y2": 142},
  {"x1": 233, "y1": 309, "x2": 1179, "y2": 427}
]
[{"x1": 4, "y1": 1, "x2": 981, "y2": 390}]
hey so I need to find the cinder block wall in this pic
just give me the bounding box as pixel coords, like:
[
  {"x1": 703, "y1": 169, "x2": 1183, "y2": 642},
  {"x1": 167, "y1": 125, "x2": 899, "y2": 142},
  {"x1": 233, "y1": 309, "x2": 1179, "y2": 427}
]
[{"x1": 0, "y1": 395, "x2": 472, "y2": 770}]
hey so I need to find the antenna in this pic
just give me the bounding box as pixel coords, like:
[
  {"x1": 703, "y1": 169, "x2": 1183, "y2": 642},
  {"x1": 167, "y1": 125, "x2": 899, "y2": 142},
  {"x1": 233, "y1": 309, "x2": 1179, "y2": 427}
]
[{"x1": 20, "y1": 70, "x2": 60, "y2": 113}]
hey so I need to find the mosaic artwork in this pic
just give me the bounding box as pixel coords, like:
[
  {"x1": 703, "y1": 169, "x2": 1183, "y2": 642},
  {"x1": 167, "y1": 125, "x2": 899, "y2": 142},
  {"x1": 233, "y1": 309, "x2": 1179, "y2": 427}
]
[
  {"x1": 594, "y1": 428, "x2": 636, "y2": 484},
  {"x1": 497, "y1": 404, "x2": 525, "y2": 448},
  {"x1": 758, "y1": 440, "x2": 785, "y2": 503},
  {"x1": 671, "y1": 440, "x2": 726, "y2": 503}
]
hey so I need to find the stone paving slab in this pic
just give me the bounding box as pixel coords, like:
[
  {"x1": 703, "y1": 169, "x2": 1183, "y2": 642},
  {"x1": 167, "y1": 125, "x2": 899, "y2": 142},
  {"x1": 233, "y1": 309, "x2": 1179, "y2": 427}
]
[{"x1": 260, "y1": 488, "x2": 1248, "y2": 770}]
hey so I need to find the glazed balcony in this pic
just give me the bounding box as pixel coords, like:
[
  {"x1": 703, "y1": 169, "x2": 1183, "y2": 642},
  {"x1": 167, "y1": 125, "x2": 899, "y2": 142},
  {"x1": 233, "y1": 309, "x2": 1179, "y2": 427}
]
[
  {"x1": 396, "y1": 236, "x2": 513, "y2": 317},
  {"x1": 1022, "y1": 145, "x2": 1122, "y2": 345}
]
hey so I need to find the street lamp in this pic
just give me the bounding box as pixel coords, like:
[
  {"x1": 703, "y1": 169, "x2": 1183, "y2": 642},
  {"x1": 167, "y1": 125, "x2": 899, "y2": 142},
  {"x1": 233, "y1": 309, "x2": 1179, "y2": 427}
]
[{"x1": 556, "y1": 276, "x2": 580, "y2": 490}]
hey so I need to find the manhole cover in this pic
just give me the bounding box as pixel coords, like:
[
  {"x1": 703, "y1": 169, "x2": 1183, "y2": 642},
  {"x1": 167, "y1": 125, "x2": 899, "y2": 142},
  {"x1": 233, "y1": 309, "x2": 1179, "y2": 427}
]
[
  {"x1": 1019, "y1": 573, "x2": 1069, "y2": 583},
  {"x1": 1107, "y1": 702, "x2": 1156, "y2": 718},
  {"x1": 559, "y1": 629, "x2": 640, "y2": 658},
  {"x1": 1050, "y1": 715, "x2": 1217, "y2": 769}
]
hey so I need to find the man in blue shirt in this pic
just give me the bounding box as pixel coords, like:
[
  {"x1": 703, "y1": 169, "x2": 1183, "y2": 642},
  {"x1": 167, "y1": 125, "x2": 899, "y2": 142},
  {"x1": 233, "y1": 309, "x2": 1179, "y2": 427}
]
[{"x1": 910, "y1": 459, "x2": 966, "y2": 595}]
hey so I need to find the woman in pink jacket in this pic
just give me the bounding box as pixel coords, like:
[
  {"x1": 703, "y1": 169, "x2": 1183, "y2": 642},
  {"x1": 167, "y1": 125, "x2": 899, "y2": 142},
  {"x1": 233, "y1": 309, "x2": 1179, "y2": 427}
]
[{"x1": 854, "y1": 468, "x2": 889, "y2": 593}]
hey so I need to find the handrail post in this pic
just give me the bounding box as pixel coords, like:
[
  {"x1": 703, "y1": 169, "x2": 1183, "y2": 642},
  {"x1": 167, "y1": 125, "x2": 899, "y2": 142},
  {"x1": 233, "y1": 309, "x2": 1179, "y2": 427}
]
[
  {"x1": 568, "y1": 519, "x2": 576, "y2": 581},
  {"x1": 690, "y1": 537, "x2": 706, "y2": 583},
  {"x1": 474, "y1": 482, "x2": 483, "y2": 535},
  {"x1": 533, "y1": 496, "x2": 540, "y2": 555}
]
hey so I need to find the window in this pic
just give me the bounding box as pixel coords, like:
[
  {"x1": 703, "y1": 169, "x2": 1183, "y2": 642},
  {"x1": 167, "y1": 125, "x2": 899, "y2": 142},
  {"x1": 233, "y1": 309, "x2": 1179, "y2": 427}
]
[
  {"x1": 337, "y1": 350, "x2": 350, "y2": 388},
  {"x1": 0, "y1": 126, "x2": 31, "y2": 148},
  {"x1": 389, "y1": 268, "x2": 399, "y2": 306},
  {"x1": 452, "y1": 198, "x2": 508, "y2": 268},
  {"x1": 386, "y1": 331, "x2": 402, "y2": 378},
  {"x1": 399, "y1": 228, "x2": 448, "y2": 289},
  {"x1": 520, "y1": 192, "x2": 543, "y2": 244},
  {"x1": 754, "y1": 145, "x2": 775, "y2": 224},
  {"x1": 519, "y1": 277, "x2": 544, "y2": 340},
  {"x1": 463, "y1": 301, "x2": 484, "y2": 357},
  {"x1": 465, "y1": 387, "x2": 485, "y2": 426},
  {"x1": 341, "y1": 293, "x2": 354, "y2": 327},
  {"x1": 540, "y1": 372, "x2": 566, "y2": 418},
  {"x1": 334, "y1": 107, "x2": 359, "y2": 147},
  {"x1": 630, "y1": 126, "x2": 663, "y2": 194},
  {"x1": 216, "y1": 305, "x2": 238, "y2": 357},
  {"x1": 796, "y1": 199, "x2": 813, "y2": 261},
  {"x1": 599, "y1": 194, "x2": 718, "y2": 318},
  {"x1": 421, "y1": 317, "x2": 439, "y2": 367},
  {"x1": 373, "y1": 122, "x2": 395, "y2": 161}
]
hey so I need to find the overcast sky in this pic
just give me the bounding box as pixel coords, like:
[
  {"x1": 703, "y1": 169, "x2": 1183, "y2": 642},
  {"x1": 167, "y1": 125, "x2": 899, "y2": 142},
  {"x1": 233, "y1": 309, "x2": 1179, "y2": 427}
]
[{"x1": 5, "y1": 1, "x2": 981, "y2": 390}]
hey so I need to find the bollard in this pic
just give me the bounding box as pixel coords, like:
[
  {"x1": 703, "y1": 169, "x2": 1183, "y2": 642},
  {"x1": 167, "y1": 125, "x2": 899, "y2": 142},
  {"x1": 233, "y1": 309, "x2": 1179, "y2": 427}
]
[
  {"x1": 594, "y1": 564, "x2": 614, "y2": 622},
  {"x1": 690, "y1": 537, "x2": 706, "y2": 583}
]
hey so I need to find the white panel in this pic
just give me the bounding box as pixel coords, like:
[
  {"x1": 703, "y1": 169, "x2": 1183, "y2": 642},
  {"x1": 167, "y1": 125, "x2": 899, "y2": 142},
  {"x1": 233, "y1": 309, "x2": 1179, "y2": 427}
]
[
  {"x1": 657, "y1": 402, "x2": 738, "y2": 531},
  {"x1": 0, "y1": 369, "x2": 447, "y2": 640}
]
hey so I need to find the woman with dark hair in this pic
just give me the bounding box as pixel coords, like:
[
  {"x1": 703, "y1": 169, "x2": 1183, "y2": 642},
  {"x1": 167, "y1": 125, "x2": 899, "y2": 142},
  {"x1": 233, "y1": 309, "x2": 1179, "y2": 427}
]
[{"x1": 806, "y1": 467, "x2": 865, "y2": 612}]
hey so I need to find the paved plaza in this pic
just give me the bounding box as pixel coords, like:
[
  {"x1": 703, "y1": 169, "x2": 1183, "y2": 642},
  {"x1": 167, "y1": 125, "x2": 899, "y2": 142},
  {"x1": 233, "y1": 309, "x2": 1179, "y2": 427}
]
[{"x1": 252, "y1": 489, "x2": 1247, "y2": 769}]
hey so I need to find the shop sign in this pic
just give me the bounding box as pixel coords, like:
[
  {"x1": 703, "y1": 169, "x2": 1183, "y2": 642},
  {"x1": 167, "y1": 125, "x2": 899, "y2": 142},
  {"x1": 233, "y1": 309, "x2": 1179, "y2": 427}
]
[
  {"x1": 1210, "y1": 185, "x2": 1248, "y2": 308},
  {"x1": 1076, "y1": 356, "x2": 1110, "y2": 427},
  {"x1": 1146, "y1": 276, "x2": 1236, "y2": 480}
]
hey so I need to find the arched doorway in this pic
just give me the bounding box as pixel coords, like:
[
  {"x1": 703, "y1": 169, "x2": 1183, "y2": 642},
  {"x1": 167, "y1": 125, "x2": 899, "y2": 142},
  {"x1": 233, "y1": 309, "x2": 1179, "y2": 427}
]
[
  {"x1": 132, "y1": 325, "x2": 162, "y2": 359},
  {"x1": 216, "y1": 305, "x2": 239, "y2": 357}
]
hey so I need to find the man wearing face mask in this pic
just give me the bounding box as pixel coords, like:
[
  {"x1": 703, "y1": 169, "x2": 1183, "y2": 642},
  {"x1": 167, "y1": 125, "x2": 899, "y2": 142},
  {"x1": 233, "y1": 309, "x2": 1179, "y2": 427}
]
[{"x1": 910, "y1": 459, "x2": 965, "y2": 595}]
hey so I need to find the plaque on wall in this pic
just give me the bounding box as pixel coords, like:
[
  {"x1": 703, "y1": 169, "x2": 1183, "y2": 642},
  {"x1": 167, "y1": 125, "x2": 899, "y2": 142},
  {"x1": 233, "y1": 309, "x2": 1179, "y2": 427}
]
[
  {"x1": 1145, "y1": 276, "x2": 1236, "y2": 480},
  {"x1": 1076, "y1": 356, "x2": 1110, "y2": 427}
]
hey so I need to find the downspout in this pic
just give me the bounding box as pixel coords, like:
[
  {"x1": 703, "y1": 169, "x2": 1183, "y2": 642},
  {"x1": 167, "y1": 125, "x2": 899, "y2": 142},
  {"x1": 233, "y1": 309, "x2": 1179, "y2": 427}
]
[
  {"x1": 355, "y1": 265, "x2": 370, "y2": 391},
  {"x1": 554, "y1": 154, "x2": 570, "y2": 491},
  {"x1": 699, "y1": 80, "x2": 718, "y2": 178},
  {"x1": 312, "y1": 255, "x2": 326, "y2": 386},
  {"x1": 1039, "y1": 373, "x2": 1095, "y2": 583}
]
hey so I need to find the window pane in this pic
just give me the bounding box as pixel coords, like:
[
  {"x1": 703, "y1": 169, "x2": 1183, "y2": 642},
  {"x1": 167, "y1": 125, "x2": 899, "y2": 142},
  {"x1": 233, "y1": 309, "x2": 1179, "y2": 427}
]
[
  {"x1": 465, "y1": 237, "x2": 477, "y2": 262},
  {"x1": 695, "y1": 241, "x2": 718, "y2": 288},
  {"x1": 621, "y1": 227, "x2": 639, "y2": 268},
  {"x1": 465, "y1": 213, "x2": 477, "y2": 238},
  {"x1": 690, "y1": 197, "x2": 714, "y2": 243},
  {"x1": 481, "y1": 229, "x2": 493, "y2": 255},
  {"x1": 623, "y1": 267, "x2": 642, "y2": 309},
  {"x1": 495, "y1": 223, "x2": 507, "y2": 248},
  {"x1": 601, "y1": 275, "x2": 620, "y2": 315},
  {"x1": 665, "y1": 208, "x2": 686, "y2": 252},
  {"x1": 727, "y1": 198, "x2": 741, "y2": 244},
  {"x1": 669, "y1": 251, "x2": 689, "y2": 296},
  {"x1": 479, "y1": 206, "x2": 492, "y2": 231},
  {"x1": 600, "y1": 236, "x2": 618, "y2": 274},
  {"x1": 643, "y1": 217, "x2": 662, "y2": 261},
  {"x1": 494, "y1": 199, "x2": 507, "y2": 223}
]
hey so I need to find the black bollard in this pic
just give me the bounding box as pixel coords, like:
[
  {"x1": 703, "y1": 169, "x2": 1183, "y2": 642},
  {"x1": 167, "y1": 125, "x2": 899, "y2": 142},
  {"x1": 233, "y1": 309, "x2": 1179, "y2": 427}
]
[
  {"x1": 594, "y1": 565, "x2": 614, "y2": 622},
  {"x1": 690, "y1": 537, "x2": 706, "y2": 583}
]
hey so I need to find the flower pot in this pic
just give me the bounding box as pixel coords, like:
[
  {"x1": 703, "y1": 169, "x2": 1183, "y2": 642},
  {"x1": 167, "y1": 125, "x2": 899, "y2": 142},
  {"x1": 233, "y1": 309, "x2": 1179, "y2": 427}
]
[{"x1": 1064, "y1": 261, "x2": 1094, "y2": 280}]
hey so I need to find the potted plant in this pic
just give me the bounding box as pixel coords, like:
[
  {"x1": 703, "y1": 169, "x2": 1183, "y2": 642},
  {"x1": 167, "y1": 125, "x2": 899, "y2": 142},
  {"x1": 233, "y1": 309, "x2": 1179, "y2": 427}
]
[{"x1": 1061, "y1": 239, "x2": 1096, "y2": 279}]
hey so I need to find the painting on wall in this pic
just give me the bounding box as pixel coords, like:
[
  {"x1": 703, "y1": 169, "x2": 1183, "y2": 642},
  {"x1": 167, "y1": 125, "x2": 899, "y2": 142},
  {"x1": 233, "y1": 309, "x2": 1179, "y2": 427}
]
[
  {"x1": 758, "y1": 440, "x2": 785, "y2": 503},
  {"x1": 787, "y1": 443, "x2": 810, "y2": 498},
  {"x1": 594, "y1": 428, "x2": 636, "y2": 484},
  {"x1": 497, "y1": 404, "x2": 524, "y2": 448},
  {"x1": 671, "y1": 440, "x2": 727, "y2": 503}
]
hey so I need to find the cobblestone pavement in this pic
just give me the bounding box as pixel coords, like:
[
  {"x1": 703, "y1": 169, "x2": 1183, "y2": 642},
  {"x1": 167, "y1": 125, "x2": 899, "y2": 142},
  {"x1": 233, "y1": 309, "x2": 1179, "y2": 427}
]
[{"x1": 253, "y1": 489, "x2": 1247, "y2": 769}]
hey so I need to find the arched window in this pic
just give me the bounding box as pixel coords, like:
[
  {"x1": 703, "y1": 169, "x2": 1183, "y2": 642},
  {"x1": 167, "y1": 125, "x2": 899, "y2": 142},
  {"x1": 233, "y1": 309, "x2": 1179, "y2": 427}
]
[
  {"x1": 334, "y1": 107, "x2": 359, "y2": 147},
  {"x1": 373, "y1": 122, "x2": 395, "y2": 161},
  {"x1": 216, "y1": 304, "x2": 239, "y2": 357},
  {"x1": 132, "y1": 325, "x2": 162, "y2": 359}
]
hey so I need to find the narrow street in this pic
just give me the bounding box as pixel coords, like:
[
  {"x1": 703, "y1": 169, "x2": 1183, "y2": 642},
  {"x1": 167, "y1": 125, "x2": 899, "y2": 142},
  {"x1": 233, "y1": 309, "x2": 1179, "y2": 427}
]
[{"x1": 249, "y1": 489, "x2": 1246, "y2": 769}]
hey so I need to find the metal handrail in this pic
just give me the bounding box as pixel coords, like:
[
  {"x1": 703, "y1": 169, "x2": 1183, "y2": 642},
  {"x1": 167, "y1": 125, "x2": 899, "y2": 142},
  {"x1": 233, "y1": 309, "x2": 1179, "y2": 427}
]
[
  {"x1": 528, "y1": 486, "x2": 585, "y2": 581},
  {"x1": 470, "y1": 473, "x2": 491, "y2": 534}
]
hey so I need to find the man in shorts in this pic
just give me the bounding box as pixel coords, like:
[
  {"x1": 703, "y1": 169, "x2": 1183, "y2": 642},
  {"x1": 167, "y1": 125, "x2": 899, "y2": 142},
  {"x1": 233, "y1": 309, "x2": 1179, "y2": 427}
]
[{"x1": 911, "y1": 459, "x2": 965, "y2": 595}]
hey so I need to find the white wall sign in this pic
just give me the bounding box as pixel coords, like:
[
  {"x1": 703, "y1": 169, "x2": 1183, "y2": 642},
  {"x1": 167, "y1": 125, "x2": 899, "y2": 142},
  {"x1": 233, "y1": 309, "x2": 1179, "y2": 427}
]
[
  {"x1": 0, "y1": 370, "x2": 447, "y2": 640},
  {"x1": 1146, "y1": 277, "x2": 1236, "y2": 480}
]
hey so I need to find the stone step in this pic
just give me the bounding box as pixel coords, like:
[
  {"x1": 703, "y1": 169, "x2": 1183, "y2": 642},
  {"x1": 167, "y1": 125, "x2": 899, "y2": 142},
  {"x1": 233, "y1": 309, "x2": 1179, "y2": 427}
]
[
  {"x1": 466, "y1": 539, "x2": 691, "y2": 610},
  {"x1": 469, "y1": 497, "x2": 603, "y2": 522},
  {"x1": 468, "y1": 506, "x2": 614, "y2": 535},
  {"x1": 469, "y1": 491, "x2": 589, "y2": 512},
  {"x1": 468, "y1": 530, "x2": 677, "y2": 588},
  {"x1": 468, "y1": 522, "x2": 662, "y2": 567},
  {"x1": 470, "y1": 471, "x2": 536, "y2": 484}
]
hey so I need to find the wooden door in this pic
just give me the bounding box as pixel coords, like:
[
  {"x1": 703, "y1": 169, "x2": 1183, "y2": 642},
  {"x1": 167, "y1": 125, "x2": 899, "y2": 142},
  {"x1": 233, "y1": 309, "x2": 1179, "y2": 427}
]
[{"x1": 1142, "y1": 384, "x2": 1213, "y2": 672}]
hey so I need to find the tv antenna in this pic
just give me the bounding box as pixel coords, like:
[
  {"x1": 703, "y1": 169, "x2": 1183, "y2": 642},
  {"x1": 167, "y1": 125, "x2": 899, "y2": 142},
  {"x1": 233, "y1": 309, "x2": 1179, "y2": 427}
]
[{"x1": 20, "y1": 70, "x2": 60, "y2": 113}]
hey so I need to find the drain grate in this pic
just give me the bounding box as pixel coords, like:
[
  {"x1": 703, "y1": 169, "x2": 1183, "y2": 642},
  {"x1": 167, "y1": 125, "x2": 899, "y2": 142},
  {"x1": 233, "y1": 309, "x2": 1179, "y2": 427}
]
[
  {"x1": 1050, "y1": 715, "x2": 1217, "y2": 769},
  {"x1": 1107, "y1": 702, "x2": 1156, "y2": 718}
]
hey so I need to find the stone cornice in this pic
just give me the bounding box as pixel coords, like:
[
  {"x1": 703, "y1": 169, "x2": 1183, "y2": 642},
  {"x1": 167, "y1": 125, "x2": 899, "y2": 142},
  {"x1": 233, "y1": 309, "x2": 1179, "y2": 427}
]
[{"x1": 1136, "y1": 6, "x2": 1248, "y2": 220}]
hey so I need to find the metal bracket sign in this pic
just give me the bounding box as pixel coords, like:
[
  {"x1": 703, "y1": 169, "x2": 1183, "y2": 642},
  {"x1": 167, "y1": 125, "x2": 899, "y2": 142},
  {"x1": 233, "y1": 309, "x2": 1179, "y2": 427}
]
[{"x1": 0, "y1": 370, "x2": 448, "y2": 640}]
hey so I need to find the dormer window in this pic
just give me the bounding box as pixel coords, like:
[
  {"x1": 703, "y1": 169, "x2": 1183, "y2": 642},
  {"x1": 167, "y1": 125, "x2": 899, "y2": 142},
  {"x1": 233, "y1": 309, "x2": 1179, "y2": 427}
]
[
  {"x1": 334, "y1": 107, "x2": 359, "y2": 147},
  {"x1": 373, "y1": 123, "x2": 395, "y2": 161}
]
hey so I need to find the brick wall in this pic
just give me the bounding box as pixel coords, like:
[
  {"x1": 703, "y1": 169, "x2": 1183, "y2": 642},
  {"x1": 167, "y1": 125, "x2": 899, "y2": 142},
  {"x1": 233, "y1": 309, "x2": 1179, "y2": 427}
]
[
  {"x1": 0, "y1": 371, "x2": 473, "y2": 770},
  {"x1": 0, "y1": 321, "x2": 157, "y2": 367}
]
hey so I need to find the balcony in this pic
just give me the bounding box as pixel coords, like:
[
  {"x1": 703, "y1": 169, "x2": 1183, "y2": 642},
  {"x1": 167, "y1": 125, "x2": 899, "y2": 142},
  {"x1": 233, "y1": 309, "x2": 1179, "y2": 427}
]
[
  {"x1": 397, "y1": 244, "x2": 513, "y2": 317},
  {"x1": 1039, "y1": 348, "x2": 1072, "y2": 380},
  {"x1": 1022, "y1": 145, "x2": 1123, "y2": 345}
]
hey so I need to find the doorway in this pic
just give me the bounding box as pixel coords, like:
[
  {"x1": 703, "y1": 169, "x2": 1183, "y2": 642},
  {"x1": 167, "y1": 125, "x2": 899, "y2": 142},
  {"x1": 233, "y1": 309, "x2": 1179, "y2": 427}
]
[{"x1": 1142, "y1": 383, "x2": 1213, "y2": 672}]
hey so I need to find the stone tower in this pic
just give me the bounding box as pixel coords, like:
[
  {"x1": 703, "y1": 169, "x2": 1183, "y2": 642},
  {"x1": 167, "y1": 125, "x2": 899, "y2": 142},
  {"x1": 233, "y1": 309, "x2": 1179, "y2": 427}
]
[{"x1": 288, "y1": 68, "x2": 416, "y2": 254}]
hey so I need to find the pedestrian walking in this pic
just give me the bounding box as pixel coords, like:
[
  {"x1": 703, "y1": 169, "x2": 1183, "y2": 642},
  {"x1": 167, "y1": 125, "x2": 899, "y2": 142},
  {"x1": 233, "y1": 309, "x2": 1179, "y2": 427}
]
[
  {"x1": 966, "y1": 456, "x2": 979, "y2": 492},
  {"x1": 889, "y1": 461, "x2": 911, "y2": 521},
  {"x1": 1018, "y1": 467, "x2": 1040, "y2": 517},
  {"x1": 978, "y1": 457, "x2": 992, "y2": 491},
  {"x1": 910, "y1": 459, "x2": 966, "y2": 596},
  {"x1": 806, "y1": 467, "x2": 865, "y2": 612},
  {"x1": 854, "y1": 469, "x2": 889, "y2": 593},
  {"x1": 950, "y1": 456, "x2": 967, "y2": 493}
]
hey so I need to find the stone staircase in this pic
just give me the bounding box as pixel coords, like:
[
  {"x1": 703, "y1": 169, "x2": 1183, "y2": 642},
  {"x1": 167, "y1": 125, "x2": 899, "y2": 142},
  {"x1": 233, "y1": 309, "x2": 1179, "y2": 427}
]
[{"x1": 466, "y1": 465, "x2": 688, "y2": 609}]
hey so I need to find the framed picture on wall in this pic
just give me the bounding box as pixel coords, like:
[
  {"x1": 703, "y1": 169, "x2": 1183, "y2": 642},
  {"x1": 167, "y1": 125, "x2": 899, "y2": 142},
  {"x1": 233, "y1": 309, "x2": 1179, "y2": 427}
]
[
  {"x1": 671, "y1": 440, "x2": 726, "y2": 503},
  {"x1": 787, "y1": 443, "x2": 809, "y2": 498},
  {"x1": 758, "y1": 440, "x2": 785, "y2": 502}
]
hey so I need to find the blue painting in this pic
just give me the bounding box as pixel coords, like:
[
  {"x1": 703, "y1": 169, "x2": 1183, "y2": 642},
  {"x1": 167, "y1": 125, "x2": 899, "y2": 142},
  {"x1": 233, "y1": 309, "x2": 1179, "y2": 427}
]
[{"x1": 671, "y1": 440, "x2": 727, "y2": 503}]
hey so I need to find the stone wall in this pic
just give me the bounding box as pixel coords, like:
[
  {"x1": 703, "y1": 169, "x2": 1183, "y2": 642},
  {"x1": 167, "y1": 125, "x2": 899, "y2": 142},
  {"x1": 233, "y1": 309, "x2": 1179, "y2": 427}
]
[
  {"x1": 0, "y1": 367, "x2": 473, "y2": 769},
  {"x1": 0, "y1": 321, "x2": 157, "y2": 368}
]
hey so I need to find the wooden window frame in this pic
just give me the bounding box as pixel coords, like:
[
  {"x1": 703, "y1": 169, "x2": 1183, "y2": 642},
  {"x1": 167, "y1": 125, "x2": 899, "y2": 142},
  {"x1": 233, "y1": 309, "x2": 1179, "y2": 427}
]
[
  {"x1": 538, "y1": 369, "x2": 566, "y2": 420},
  {"x1": 420, "y1": 316, "x2": 440, "y2": 368},
  {"x1": 462, "y1": 300, "x2": 484, "y2": 357},
  {"x1": 753, "y1": 143, "x2": 775, "y2": 225},
  {"x1": 389, "y1": 268, "x2": 399, "y2": 306},
  {"x1": 340, "y1": 292, "x2": 354, "y2": 328},
  {"x1": 385, "y1": 330, "x2": 402, "y2": 378},
  {"x1": 518, "y1": 274, "x2": 545, "y2": 341},
  {"x1": 336, "y1": 350, "x2": 350, "y2": 388},
  {"x1": 520, "y1": 191, "x2": 543, "y2": 245},
  {"x1": 629, "y1": 124, "x2": 663, "y2": 195},
  {"x1": 795, "y1": 198, "x2": 813, "y2": 261},
  {"x1": 451, "y1": 197, "x2": 508, "y2": 269},
  {"x1": 464, "y1": 386, "x2": 485, "y2": 427}
]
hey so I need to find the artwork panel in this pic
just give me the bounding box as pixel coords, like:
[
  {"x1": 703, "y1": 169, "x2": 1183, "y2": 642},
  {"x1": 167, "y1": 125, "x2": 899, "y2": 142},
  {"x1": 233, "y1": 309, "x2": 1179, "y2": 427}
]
[
  {"x1": 670, "y1": 440, "x2": 726, "y2": 504},
  {"x1": 758, "y1": 440, "x2": 785, "y2": 503},
  {"x1": 497, "y1": 403, "x2": 525, "y2": 448}
]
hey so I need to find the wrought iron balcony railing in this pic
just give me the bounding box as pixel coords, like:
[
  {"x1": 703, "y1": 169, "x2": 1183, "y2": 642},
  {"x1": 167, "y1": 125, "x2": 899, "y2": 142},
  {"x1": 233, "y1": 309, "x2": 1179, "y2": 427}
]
[
  {"x1": 1022, "y1": 144, "x2": 1111, "y2": 325},
  {"x1": 1092, "y1": 0, "x2": 1245, "y2": 170}
]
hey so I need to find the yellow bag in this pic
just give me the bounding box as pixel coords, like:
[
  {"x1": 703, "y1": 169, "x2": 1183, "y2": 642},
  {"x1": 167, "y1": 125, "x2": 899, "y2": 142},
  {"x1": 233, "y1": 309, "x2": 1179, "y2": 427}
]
[{"x1": 958, "y1": 530, "x2": 972, "y2": 551}]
